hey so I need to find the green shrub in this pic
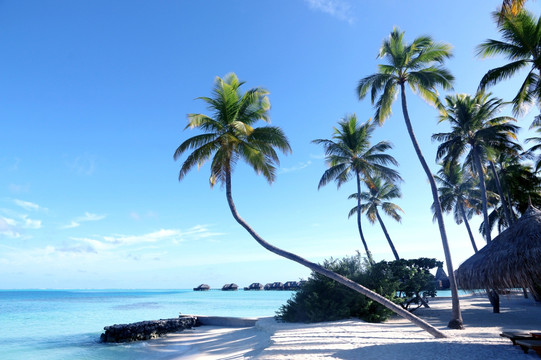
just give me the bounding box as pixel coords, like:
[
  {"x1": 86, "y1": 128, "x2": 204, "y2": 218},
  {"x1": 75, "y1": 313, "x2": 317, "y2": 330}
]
[{"x1": 276, "y1": 254, "x2": 440, "y2": 323}]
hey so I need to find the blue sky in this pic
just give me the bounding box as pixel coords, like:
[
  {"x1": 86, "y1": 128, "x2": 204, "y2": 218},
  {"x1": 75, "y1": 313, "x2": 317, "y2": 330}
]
[{"x1": 1, "y1": 0, "x2": 540, "y2": 289}]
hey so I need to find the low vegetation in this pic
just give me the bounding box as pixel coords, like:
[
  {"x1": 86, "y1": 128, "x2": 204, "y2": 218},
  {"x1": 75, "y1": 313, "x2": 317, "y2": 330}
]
[{"x1": 276, "y1": 254, "x2": 440, "y2": 323}]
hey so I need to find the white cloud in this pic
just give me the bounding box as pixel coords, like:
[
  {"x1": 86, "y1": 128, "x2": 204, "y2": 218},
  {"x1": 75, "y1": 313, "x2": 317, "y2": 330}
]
[
  {"x1": 0, "y1": 216, "x2": 22, "y2": 238},
  {"x1": 304, "y1": 0, "x2": 354, "y2": 24},
  {"x1": 14, "y1": 199, "x2": 45, "y2": 211},
  {"x1": 22, "y1": 215, "x2": 41, "y2": 229},
  {"x1": 103, "y1": 229, "x2": 181, "y2": 245},
  {"x1": 280, "y1": 161, "x2": 312, "y2": 174},
  {"x1": 0, "y1": 213, "x2": 41, "y2": 238},
  {"x1": 62, "y1": 212, "x2": 106, "y2": 229}
]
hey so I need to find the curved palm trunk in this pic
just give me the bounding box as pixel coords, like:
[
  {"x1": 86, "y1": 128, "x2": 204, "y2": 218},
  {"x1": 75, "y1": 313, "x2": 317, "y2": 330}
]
[
  {"x1": 375, "y1": 209, "x2": 400, "y2": 261},
  {"x1": 473, "y1": 150, "x2": 492, "y2": 243},
  {"x1": 356, "y1": 172, "x2": 373, "y2": 264},
  {"x1": 399, "y1": 83, "x2": 463, "y2": 329},
  {"x1": 458, "y1": 202, "x2": 478, "y2": 253},
  {"x1": 224, "y1": 170, "x2": 446, "y2": 338},
  {"x1": 489, "y1": 161, "x2": 513, "y2": 225}
]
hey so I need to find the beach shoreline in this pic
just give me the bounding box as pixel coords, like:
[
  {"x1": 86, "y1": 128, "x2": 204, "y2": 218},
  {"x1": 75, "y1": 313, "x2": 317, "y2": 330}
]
[{"x1": 146, "y1": 293, "x2": 541, "y2": 359}]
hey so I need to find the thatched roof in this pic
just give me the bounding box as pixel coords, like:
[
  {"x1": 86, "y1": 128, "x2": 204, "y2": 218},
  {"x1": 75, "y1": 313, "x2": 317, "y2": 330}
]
[{"x1": 455, "y1": 206, "x2": 541, "y2": 297}]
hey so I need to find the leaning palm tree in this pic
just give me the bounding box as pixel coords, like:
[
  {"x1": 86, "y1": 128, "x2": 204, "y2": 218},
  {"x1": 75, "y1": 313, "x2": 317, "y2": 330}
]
[
  {"x1": 433, "y1": 91, "x2": 519, "y2": 243},
  {"x1": 175, "y1": 73, "x2": 446, "y2": 338},
  {"x1": 349, "y1": 177, "x2": 403, "y2": 261},
  {"x1": 312, "y1": 116, "x2": 401, "y2": 262},
  {"x1": 433, "y1": 162, "x2": 482, "y2": 253},
  {"x1": 478, "y1": 10, "x2": 541, "y2": 118},
  {"x1": 357, "y1": 28, "x2": 463, "y2": 329}
]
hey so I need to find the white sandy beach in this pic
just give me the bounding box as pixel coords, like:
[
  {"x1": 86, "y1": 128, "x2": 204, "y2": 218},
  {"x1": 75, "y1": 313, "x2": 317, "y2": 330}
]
[{"x1": 148, "y1": 293, "x2": 541, "y2": 359}]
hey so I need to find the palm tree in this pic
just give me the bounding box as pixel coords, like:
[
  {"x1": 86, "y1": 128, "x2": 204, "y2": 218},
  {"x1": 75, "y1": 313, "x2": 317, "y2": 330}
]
[
  {"x1": 357, "y1": 28, "x2": 463, "y2": 329},
  {"x1": 433, "y1": 162, "x2": 481, "y2": 253},
  {"x1": 433, "y1": 92, "x2": 519, "y2": 243},
  {"x1": 312, "y1": 116, "x2": 401, "y2": 262},
  {"x1": 349, "y1": 177, "x2": 403, "y2": 261},
  {"x1": 175, "y1": 73, "x2": 446, "y2": 338},
  {"x1": 500, "y1": 0, "x2": 527, "y2": 17},
  {"x1": 526, "y1": 125, "x2": 541, "y2": 171},
  {"x1": 478, "y1": 10, "x2": 541, "y2": 118}
]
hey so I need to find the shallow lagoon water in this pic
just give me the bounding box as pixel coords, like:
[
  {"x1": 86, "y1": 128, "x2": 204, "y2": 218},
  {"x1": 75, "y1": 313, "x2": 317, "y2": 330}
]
[
  {"x1": 0, "y1": 288, "x2": 468, "y2": 359},
  {"x1": 0, "y1": 289, "x2": 294, "y2": 360}
]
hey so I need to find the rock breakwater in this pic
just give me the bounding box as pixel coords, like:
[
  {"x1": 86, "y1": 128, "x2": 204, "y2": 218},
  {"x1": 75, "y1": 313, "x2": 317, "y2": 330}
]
[{"x1": 100, "y1": 316, "x2": 197, "y2": 343}]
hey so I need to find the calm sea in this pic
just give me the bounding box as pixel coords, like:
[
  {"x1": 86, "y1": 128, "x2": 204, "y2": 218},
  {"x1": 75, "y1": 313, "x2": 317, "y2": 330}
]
[
  {"x1": 0, "y1": 289, "x2": 294, "y2": 360},
  {"x1": 0, "y1": 289, "x2": 462, "y2": 359}
]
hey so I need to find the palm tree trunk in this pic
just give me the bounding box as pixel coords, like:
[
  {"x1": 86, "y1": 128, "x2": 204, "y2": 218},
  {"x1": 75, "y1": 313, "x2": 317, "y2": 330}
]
[
  {"x1": 489, "y1": 161, "x2": 513, "y2": 225},
  {"x1": 375, "y1": 209, "x2": 399, "y2": 261},
  {"x1": 399, "y1": 83, "x2": 463, "y2": 329},
  {"x1": 473, "y1": 150, "x2": 492, "y2": 243},
  {"x1": 224, "y1": 169, "x2": 447, "y2": 338},
  {"x1": 356, "y1": 172, "x2": 373, "y2": 264},
  {"x1": 458, "y1": 202, "x2": 478, "y2": 253}
]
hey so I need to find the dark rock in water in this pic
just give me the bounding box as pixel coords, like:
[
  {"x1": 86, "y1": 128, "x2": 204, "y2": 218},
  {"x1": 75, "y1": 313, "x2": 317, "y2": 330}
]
[
  {"x1": 193, "y1": 284, "x2": 210, "y2": 291},
  {"x1": 221, "y1": 283, "x2": 238, "y2": 291},
  {"x1": 100, "y1": 316, "x2": 197, "y2": 343},
  {"x1": 243, "y1": 282, "x2": 263, "y2": 291}
]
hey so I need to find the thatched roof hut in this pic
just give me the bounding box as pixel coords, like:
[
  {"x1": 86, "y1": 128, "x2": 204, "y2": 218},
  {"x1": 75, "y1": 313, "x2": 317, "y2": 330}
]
[
  {"x1": 455, "y1": 206, "x2": 541, "y2": 298},
  {"x1": 193, "y1": 284, "x2": 210, "y2": 291},
  {"x1": 434, "y1": 266, "x2": 450, "y2": 290}
]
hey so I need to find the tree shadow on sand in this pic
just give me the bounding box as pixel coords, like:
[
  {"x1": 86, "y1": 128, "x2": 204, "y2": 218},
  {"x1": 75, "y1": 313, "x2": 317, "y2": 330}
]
[{"x1": 332, "y1": 342, "x2": 538, "y2": 360}]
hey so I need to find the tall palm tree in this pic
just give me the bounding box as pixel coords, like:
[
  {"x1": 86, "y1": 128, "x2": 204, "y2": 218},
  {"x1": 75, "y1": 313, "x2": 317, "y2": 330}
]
[
  {"x1": 313, "y1": 116, "x2": 401, "y2": 262},
  {"x1": 433, "y1": 162, "x2": 481, "y2": 253},
  {"x1": 526, "y1": 125, "x2": 541, "y2": 171},
  {"x1": 433, "y1": 92, "x2": 519, "y2": 243},
  {"x1": 478, "y1": 10, "x2": 541, "y2": 118},
  {"x1": 500, "y1": 0, "x2": 527, "y2": 18},
  {"x1": 175, "y1": 73, "x2": 446, "y2": 338},
  {"x1": 349, "y1": 177, "x2": 403, "y2": 261},
  {"x1": 357, "y1": 28, "x2": 463, "y2": 329}
]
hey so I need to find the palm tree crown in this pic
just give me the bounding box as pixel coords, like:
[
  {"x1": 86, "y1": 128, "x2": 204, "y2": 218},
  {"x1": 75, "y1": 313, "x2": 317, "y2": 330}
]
[
  {"x1": 357, "y1": 27, "x2": 454, "y2": 124},
  {"x1": 350, "y1": 178, "x2": 403, "y2": 224},
  {"x1": 313, "y1": 116, "x2": 401, "y2": 188},
  {"x1": 477, "y1": 10, "x2": 541, "y2": 116},
  {"x1": 174, "y1": 73, "x2": 291, "y2": 187},
  {"x1": 433, "y1": 92, "x2": 519, "y2": 167}
]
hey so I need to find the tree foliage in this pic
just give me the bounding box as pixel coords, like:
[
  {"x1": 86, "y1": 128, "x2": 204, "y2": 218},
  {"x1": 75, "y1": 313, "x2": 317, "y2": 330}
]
[{"x1": 276, "y1": 254, "x2": 441, "y2": 323}]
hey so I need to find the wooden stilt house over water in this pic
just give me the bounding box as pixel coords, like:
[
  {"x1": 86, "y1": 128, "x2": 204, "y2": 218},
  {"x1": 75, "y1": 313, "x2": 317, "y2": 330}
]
[
  {"x1": 222, "y1": 283, "x2": 238, "y2": 291},
  {"x1": 283, "y1": 281, "x2": 301, "y2": 290},
  {"x1": 193, "y1": 284, "x2": 210, "y2": 291},
  {"x1": 264, "y1": 282, "x2": 284, "y2": 290},
  {"x1": 244, "y1": 283, "x2": 264, "y2": 290}
]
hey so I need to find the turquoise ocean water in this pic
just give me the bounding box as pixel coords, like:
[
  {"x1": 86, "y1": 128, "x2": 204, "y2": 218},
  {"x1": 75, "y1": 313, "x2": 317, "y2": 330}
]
[
  {"x1": 0, "y1": 289, "x2": 460, "y2": 360},
  {"x1": 0, "y1": 289, "x2": 295, "y2": 360}
]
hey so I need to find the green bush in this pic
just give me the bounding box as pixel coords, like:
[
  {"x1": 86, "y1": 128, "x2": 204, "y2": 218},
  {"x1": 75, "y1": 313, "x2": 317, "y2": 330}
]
[{"x1": 276, "y1": 254, "x2": 440, "y2": 323}]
